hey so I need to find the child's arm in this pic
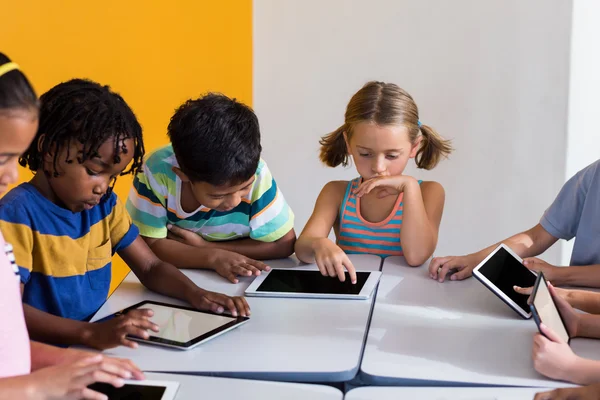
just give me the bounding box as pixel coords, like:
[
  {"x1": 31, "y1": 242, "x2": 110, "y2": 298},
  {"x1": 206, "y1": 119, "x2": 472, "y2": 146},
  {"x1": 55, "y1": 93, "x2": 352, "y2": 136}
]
[
  {"x1": 429, "y1": 223, "x2": 558, "y2": 282},
  {"x1": 165, "y1": 225, "x2": 296, "y2": 260},
  {"x1": 119, "y1": 236, "x2": 250, "y2": 316},
  {"x1": 514, "y1": 285, "x2": 600, "y2": 314},
  {"x1": 398, "y1": 180, "x2": 445, "y2": 266},
  {"x1": 0, "y1": 354, "x2": 134, "y2": 400},
  {"x1": 143, "y1": 236, "x2": 269, "y2": 283},
  {"x1": 295, "y1": 182, "x2": 357, "y2": 283},
  {"x1": 29, "y1": 341, "x2": 144, "y2": 379},
  {"x1": 539, "y1": 264, "x2": 600, "y2": 288},
  {"x1": 23, "y1": 301, "x2": 160, "y2": 350}
]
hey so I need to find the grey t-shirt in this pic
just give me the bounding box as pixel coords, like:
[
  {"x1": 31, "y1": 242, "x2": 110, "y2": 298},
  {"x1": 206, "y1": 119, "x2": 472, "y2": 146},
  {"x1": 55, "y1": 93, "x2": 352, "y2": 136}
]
[{"x1": 541, "y1": 159, "x2": 600, "y2": 266}]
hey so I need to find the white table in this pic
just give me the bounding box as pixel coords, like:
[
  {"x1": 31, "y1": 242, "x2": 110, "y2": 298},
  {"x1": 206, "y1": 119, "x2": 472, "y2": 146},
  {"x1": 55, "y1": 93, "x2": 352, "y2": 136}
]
[
  {"x1": 143, "y1": 372, "x2": 343, "y2": 400},
  {"x1": 93, "y1": 254, "x2": 382, "y2": 382},
  {"x1": 345, "y1": 386, "x2": 553, "y2": 400},
  {"x1": 359, "y1": 256, "x2": 600, "y2": 387}
]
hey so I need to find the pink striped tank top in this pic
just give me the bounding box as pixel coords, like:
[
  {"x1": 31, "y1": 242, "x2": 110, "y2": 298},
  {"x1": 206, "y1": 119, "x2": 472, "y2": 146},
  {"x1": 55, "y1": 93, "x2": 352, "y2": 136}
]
[{"x1": 338, "y1": 177, "x2": 418, "y2": 258}]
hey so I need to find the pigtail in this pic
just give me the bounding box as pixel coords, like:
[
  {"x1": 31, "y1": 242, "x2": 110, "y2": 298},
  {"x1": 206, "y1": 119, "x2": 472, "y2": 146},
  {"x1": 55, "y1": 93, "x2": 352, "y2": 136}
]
[
  {"x1": 415, "y1": 124, "x2": 453, "y2": 170},
  {"x1": 319, "y1": 124, "x2": 349, "y2": 167}
]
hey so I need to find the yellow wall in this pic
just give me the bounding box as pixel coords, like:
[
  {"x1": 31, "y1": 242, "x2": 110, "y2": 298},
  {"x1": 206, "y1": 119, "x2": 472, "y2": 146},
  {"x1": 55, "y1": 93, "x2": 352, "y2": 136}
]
[{"x1": 2, "y1": 1, "x2": 253, "y2": 293}]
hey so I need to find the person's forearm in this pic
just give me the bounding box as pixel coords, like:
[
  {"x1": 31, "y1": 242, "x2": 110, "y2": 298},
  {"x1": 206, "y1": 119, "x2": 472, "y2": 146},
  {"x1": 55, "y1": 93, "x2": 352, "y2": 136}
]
[
  {"x1": 569, "y1": 358, "x2": 600, "y2": 385},
  {"x1": 400, "y1": 181, "x2": 437, "y2": 266},
  {"x1": 200, "y1": 233, "x2": 296, "y2": 260},
  {"x1": 470, "y1": 226, "x2": 552, "y2": 265},
  {"x1": 552, "y1": 265, "x2": 600, "y2": 288},
  {"x1": 30, "y1": 341, "x2": 77, "y2": 371},
  {"x1": 134, "y1": 258, "x2": 202, "y2": 305},
  {"x1": 564, "y1": 289, "x2": 600, "y2": 314},
  {"x1": 576, "y1": 314, "x2": 600, "y2": 339},
  {"x1": 24, "y1": 304, "x2": 91, "y2": 347},
  {"x1": 146, "y1": 237, "x2": 218, "y2": 269},
  {"x1": 0, "y1": 375, "x2": 38, "y2": 400}
]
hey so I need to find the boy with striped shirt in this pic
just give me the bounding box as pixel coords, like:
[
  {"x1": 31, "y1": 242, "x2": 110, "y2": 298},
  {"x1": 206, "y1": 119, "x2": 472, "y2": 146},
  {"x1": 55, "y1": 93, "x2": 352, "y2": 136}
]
[{"x1": 126, "y1": 94, "x2": 295, "y2": 283}]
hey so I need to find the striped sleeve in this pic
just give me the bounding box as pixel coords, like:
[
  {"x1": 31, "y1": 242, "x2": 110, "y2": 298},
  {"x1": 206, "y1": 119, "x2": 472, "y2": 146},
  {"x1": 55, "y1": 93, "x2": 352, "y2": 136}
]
[
  {"x1": 126, "y1": 163, "x2": 169, "y2": 239},
  {"x1": 108, "y1": 194, "x2": 139, "y2": 253},
  {"x1": 0, "y1": 203, "x2": 34, "y2": 284},
  {"x1": 249, "y1": 161, "x2": 295, "y2": 242}
]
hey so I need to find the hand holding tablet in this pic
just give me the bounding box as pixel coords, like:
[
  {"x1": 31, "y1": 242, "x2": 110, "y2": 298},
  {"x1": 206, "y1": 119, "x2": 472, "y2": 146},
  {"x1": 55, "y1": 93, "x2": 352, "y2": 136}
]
[
  {"x1": 472, "y1": 244, "x2": 537, "y2": 318},
  {"x1": 103, "y1": 301, "x2": 249, "y2": 351}
]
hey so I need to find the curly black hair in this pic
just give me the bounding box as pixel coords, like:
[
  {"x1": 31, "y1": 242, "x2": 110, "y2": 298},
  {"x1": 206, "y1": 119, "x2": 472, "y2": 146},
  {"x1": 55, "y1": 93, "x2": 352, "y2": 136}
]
[
  {"x1": 168, "y1": 93, "x2": 261, "y2": 186},
  {"x1": 19, "y1": 79, "x2": 145, "y2": 191},
  {"x1": 0, "y1": 53, "x2": 38, "y2": 113}
]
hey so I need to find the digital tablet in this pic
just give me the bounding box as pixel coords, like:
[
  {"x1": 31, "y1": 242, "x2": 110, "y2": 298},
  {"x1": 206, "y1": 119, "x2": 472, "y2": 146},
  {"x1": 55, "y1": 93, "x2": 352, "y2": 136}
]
[
  {"x1": 244, "y1": 268, "x2": 382, "y2": 299},
  {"x1": 530, "y1": 272, "x2": 570, "y2": 344},
  {"x1": 472, "y1": 243, "x2": 537, "y2": 319},
  {"x1": 105, "y1": 300, "x2": 249, "y2": 350},
  {"x1": 88, "y1": 380, "x2": 179, "y2": 400}
]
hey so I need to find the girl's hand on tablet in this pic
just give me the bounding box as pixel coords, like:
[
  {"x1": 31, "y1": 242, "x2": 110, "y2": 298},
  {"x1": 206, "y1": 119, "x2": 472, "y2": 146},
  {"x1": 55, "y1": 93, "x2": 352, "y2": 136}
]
[
  {"x1": 313, "y1": 238, "x2": 357, "y2": 284},
  {"x1": 429, "y1": 255, "x2": 476, "y2": 282},
  {"x1": 83, "y1": 309, "x2": 159, "y2": 350},
  {"x1": 534, "y1": 383, "x2": 600, "y2": 400},
  {"x1": 532, "y1": 323, "x2": 580, "y2": 382}
]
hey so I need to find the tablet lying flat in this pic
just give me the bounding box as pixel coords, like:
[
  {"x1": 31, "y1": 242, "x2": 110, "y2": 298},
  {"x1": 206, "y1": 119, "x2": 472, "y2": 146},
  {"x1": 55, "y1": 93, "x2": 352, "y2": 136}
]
[
  {"x1": 88, "y1": 380, "x2": 179, "y2": 400},
  {"x1": 244, "y1": 269, "x2": 382, "y2": 299},
  {"x1": 531, "y1": 272, "x2": 570, "y2": 344},
  {"x1": 472, "y1": 243, "x2": 537, "y2": 319},
  {"x1": 110, "y1": 300, "x2": 249, "y2": 350}
]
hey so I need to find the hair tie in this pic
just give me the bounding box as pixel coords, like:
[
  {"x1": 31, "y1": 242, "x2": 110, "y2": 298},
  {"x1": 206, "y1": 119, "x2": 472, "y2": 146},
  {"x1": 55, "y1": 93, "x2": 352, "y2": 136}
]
[
  {"x1": 417, "y1": 120, "x2": 422, "y2": 128},
  {"x1": 0, "y1": 62, "x2": 19, "y2": 78}
]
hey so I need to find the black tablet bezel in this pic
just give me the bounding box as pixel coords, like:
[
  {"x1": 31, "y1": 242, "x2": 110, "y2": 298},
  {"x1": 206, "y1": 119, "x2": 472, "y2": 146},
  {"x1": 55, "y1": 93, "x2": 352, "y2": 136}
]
[
  {"x1": 113, "y1": 300, "x2": 249, "y2": 348},
  {"x1": 530, "y1": 272, "x2": 571, "y2": 345}
]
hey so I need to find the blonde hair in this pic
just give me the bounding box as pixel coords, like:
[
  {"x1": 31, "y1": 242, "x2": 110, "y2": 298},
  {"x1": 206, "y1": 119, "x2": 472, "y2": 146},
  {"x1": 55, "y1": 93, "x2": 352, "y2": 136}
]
[{"x1": 319, "y1": 81, "x2": 452, "y2": 170}]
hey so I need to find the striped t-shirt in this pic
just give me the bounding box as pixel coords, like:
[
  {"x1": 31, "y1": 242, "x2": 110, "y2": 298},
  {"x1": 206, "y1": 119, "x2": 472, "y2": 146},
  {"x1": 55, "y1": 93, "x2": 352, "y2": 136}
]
[
  {"x1": 337, "y1": 177, "x2": 410, "y2": 258},
  {"x1": 126, "y1": 145, "x2": 294, "y2": 243},
  {"x1": 0, "y1": 183, "x2": 139, "y2": 322}
]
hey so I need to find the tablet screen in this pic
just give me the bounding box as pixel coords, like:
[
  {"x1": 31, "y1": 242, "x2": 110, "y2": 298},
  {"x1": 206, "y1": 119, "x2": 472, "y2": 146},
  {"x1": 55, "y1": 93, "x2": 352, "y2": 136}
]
[
  {"x1": 88, "y1": 383, "x2": 166, "y2": 399},
  {"x1": 133, "y1": 303, "x2": 238, "y2": 345},
  {"x1": 256, "y1": 270, "x2": 370, "y2": 294},
  {"x1": 477, "y1": 247, "x2": 536, "y2": 311},
  {"x1": 533, "y1": 275, "x2": 569, "y2": 343}
]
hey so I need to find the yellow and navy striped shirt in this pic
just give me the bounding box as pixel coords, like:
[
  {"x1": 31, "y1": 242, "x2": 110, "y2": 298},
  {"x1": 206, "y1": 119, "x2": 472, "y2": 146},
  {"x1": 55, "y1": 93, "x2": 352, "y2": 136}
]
[{"x1": 0, "y1": 183, "x2": 138, "y2": 321}]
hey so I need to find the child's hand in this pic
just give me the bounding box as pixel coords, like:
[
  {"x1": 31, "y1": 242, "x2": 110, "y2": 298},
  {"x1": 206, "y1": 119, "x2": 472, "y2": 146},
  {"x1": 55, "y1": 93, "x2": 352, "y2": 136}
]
[
  {"x1": 27, "y1": 354, "x2": 134, "y2": 400},
  {"x1": 353, "y1": 175, "x2": 418, "y2": 199},
  {"x1": 534, "y1": 383, "x2": 600, "y2": 400},
  {"x1": 213, "y1": 249, "x2": 270, "y2": 283},
  {"x1": 83, "y1": 309, "x2": 159, "y2": 350},
  {"x1": 166, "y1": 224, "x2": 206, "y2": 248},
  {"x1": 532, "y1": 323, "x2": 580, "y2": 382},
  {"x1": 513, "y1": 284, "x2": 569, "y2": 306},
  {"x1": 313, "y1": 238, "x2": 357, "y2": 283},
  {"x1": 58, "y1": 350, "x2": 145, "y2": 380},
  {"x1": 523, "y1": 257, "x2": 560, "y2": 282},
  {"x1": 188, "y1": 288, "x2": 250, "y2": 317},
  {"x1": 547, "y1": 282, "x2": 580, "y2": 337},
  {"x1": 429, "y1": 255, "x2": 477, "y2": 282}
]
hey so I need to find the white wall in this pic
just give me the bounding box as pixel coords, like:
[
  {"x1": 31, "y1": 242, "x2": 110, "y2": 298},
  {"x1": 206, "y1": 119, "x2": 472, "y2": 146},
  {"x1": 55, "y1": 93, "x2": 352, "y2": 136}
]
[
  {"x1": 254, "y1": 0, "x2": 572, "y2": 264},
  {"x1": 561, "y1": 0, "x2": 600, "y2": 265}
]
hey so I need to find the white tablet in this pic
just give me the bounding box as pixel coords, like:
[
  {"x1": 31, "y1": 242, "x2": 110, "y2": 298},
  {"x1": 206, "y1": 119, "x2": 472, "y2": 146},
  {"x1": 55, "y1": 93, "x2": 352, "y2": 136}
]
[
  {"x1": 88, "y1": 379, "x2": 179, "y2": 400},
  {"x1": 105, "y1": 300, "x2": 249, "y2": 350},
  {"x1": 244, "y1": 268, "x2": 382, "y2": 299},
  {"x1": 472, "y1": 243, "x2": 537, "y2": 319}
]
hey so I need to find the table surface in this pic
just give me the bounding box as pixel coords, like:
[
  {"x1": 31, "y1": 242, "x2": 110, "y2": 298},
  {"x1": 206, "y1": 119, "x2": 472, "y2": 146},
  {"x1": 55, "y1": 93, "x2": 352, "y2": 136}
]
[
  {"x1": 345, "y1": 386, "x2": 555, "y2": 400},
  {"x1": 142, "y1": 372, "x2": 343, "y2": 400},
  {"x1": 359, "y1": 256, "x2": 599, "y2": 387},
  {"x1": 92, "y1": 254, "x2": 382, "y2": 382}
]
